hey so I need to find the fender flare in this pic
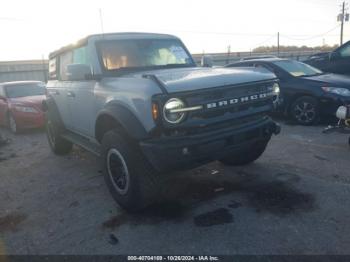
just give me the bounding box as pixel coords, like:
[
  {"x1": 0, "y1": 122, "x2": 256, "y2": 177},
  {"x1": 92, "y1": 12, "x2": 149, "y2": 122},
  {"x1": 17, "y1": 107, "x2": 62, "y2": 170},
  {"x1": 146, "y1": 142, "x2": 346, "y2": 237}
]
[
  {"x1": 42, "y1": 97, "x2": 65, "y2": 130},
  {"x1": 95, "y1": 103, "x2": 149, "y2": 141}
]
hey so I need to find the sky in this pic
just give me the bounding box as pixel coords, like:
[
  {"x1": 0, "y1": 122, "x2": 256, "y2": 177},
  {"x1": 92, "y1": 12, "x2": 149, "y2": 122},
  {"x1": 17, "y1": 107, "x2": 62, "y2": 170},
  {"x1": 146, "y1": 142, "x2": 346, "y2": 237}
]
[{"x1": 0, "y1": 0, "x2": 348, "y2": 61}]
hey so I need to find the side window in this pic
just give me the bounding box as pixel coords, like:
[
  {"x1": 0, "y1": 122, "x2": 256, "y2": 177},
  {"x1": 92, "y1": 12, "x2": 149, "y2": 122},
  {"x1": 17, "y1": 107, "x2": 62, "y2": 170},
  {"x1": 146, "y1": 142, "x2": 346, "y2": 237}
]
[
  {"x1": 255, "y1": 63, "x2": 272, "y2": 72},
  {"x1": 49, "y1": 58, "x2": 57, "y2": 80},
  {"x1": 339, "y1": 44, "x2": 350, "y2": 57},
  {"x1": 253, "y1": 63, "x2": 264, "y2": 68},
  {"x1": 59, "y1": 51, "x2": 73, "y2": 80},
  {"x1": 73, "y1": 46, "x2": 90, "y2": 65}
]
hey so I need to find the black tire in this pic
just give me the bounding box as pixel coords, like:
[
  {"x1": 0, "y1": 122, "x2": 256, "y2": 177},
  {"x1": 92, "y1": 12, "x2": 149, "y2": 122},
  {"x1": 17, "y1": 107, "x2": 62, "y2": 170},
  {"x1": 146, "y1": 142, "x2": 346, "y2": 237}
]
[
  {"x1": 45, "y1": 115, "x2": 72, "y2": 155},
  {"x1": 290, "y1": 96, "x2": 319, "y2": 125},
  {"x1": 101, "y1": 130, "x2": 159, "y2": 212},
  {"x1": 7, "y1": 113, "x2": 19, "y2": 134},
  {"x1": 219, "y1": 139, "x2": 269, "y2": 166}
]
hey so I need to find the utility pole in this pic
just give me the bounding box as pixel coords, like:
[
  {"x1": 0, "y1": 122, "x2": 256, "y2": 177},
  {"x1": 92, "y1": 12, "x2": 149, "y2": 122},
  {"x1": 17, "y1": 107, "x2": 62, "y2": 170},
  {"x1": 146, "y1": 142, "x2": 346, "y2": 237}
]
[
  {"x1": 338, "y1": 1, "x2": 349, "y2": 45},
  {"x1": 341, "y1": 2, "x2": 345, "y2": 45},
  {"x1": 226, "y1": 45, "x2": 231, "y2": 64},
  {"x1": 41, "y1": 54, "x2": 47, "y2": 83},
  {"x1": 277, "y1": 32, "x2": 280, "y2": 56}
]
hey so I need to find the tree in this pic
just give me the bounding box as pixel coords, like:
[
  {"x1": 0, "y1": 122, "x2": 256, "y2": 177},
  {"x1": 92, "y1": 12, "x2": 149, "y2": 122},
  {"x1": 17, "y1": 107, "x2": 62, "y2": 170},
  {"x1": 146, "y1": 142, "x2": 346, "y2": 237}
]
[{"x1": 253, "y1": 44, "x2": 339, "y2": 53}]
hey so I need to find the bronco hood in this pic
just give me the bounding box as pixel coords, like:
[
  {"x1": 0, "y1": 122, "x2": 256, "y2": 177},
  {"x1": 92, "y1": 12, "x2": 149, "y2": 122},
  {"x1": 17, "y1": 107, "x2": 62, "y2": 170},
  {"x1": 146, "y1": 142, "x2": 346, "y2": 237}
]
[{"x1": 131, "y1": 67, "x2": 276, "y2": 93}]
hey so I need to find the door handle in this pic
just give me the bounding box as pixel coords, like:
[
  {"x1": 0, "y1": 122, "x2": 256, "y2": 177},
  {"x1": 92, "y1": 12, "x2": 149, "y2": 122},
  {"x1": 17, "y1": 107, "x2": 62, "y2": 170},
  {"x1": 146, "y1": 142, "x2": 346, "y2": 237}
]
[{"x1": 67, "y1": 91, "x2": 75, "y2": 98}]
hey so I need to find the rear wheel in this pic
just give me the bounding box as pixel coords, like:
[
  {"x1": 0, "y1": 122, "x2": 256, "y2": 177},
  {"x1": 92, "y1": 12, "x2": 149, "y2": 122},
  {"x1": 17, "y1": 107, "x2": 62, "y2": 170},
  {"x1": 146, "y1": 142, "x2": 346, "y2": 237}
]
[
  {"x1": 219, "y1": 139, "x2": 269, "y2": 166},
  {"x1": 46, "y1": 116, "x2": 72, "y2": 155},
  {"x1": 290, "y1": 96, "x2": 319, "y2": 125},
  {"x1": 101, "y1": 130, "x2": 159, "y2": 212}
]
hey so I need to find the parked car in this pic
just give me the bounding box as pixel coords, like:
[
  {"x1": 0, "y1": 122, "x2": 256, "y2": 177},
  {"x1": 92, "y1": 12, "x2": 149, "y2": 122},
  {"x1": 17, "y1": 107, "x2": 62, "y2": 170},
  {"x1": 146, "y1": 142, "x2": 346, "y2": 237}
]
[
  {"x1": 305, "y1": 41, "x2": 350, "y2": 76},
  {"x1": 0, "y1": 81, "x2": 46, "y2": 133},
  {"x1": 226, "y1": 58, "x2": 350, "y2": 125},
  {"x1": 44, "y1": 32, "x2": 280, "y2": 211}
]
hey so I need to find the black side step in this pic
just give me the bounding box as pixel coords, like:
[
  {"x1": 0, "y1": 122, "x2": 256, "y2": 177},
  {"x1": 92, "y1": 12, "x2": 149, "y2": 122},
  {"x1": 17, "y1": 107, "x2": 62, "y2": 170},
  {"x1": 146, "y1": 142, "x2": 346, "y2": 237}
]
[{"x1": 61, "y1": 131, "x2": 101, "y2": 156}]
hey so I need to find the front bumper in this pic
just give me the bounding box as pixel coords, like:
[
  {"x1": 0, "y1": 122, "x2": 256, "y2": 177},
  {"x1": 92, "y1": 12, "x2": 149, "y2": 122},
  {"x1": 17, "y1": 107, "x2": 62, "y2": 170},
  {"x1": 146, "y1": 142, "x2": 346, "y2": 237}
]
[
  {"x1": 140, "y1": 117, "x2": 280, "y2": 172},
  {"x1": 320, "y1": 94, "x2": 350, "y2": 116}
]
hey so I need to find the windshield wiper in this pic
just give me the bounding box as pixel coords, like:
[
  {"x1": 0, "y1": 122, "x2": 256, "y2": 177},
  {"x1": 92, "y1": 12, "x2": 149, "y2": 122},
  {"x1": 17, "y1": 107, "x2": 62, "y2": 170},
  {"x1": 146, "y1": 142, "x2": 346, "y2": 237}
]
[
  {"x1": 160, "y1": 63, "x2": 192, "y2": 68},
  {"x1": 300, "y1": 72, "x2": 325, "y2": 77}
]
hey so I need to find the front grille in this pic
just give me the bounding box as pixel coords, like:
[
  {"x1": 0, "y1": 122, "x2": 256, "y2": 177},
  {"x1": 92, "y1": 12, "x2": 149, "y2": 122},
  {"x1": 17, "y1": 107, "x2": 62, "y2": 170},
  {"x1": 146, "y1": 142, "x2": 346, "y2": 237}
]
[
  {"x1": 180, "y1": 81, "x2": 273, "y2": 123},
  {"x1": 183, "y1": 82, "x2": 269, "y2": 107},
  {"x1": 191, "y1": 100, "x2": 268, "y2": 120},
  {"x1": 158, "y1": 80, "x2": 275, "y2": 136}
]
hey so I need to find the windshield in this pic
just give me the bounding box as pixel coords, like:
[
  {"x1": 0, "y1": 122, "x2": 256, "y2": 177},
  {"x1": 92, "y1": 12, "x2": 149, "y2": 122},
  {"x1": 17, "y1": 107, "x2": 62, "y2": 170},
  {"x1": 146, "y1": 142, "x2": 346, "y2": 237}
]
[
  {"x1": 5, "y1": 83, "x2": 46, "y2": 98},
  {"x1": 98, "y1": 39, "x2": 194, "y2": 72},
  {"x1": 273, "y1": 60, "x2": 323, "y2": 77}
]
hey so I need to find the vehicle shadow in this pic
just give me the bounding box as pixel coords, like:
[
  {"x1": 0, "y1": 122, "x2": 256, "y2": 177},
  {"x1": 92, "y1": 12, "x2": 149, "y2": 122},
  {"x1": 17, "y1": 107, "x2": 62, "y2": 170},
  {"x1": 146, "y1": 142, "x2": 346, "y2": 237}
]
[
  {"x1": 270, "y1": 112, "x2": 337, "y2": 127},
  {"x1": 101, "y1": 164, "x2": 316, "y2": 230}
]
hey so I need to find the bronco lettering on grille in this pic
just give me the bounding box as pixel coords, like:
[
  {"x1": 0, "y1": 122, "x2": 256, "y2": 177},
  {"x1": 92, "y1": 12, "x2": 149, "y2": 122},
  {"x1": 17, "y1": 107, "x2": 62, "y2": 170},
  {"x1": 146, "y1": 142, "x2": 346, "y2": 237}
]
[{"x1": 206, "y1": 92, "x2": 269, "y2": 109}]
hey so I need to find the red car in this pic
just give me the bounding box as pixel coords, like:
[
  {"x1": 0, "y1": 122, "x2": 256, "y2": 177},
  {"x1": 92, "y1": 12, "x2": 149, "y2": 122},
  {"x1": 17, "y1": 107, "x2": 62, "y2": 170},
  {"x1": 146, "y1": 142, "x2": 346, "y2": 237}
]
[{"x1": 0, "y1": 81, "x2": 46, "y2": 133}]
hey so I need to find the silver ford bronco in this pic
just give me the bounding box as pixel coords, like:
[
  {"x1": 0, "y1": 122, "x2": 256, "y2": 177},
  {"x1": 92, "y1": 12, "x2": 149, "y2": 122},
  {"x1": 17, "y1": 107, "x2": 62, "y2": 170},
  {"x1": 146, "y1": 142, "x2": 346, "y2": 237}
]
[{"x1": 44, "y1": 32, "x2": 281, "y2": 211}]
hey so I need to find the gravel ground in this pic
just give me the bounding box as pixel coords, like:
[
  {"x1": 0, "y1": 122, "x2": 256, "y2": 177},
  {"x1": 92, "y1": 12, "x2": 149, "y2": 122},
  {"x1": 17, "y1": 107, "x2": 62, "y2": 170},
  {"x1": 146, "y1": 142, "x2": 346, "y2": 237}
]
[{"x1": 0, "y1": 120, "x2": 349, "y2": 255}]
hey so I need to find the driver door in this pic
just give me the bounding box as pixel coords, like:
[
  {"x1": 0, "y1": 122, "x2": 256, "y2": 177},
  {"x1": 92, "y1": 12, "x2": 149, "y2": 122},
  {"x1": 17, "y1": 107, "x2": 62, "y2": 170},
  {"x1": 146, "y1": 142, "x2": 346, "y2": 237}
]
[{"x1": 65, "y1": 46, "x2": 96, "y2": 138}]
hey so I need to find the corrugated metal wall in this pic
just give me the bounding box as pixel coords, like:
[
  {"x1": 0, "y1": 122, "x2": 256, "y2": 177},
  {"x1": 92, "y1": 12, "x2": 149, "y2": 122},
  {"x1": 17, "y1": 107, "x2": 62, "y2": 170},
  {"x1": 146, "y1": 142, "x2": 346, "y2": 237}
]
[{"x1": 0, "y1": 60, "x2": 48, "y2": 83}]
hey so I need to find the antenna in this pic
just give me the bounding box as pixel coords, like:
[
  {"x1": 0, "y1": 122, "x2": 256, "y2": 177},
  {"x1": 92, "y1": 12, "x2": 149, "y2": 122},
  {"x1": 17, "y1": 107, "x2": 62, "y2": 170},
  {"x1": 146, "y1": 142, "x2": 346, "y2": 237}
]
[
  {"x1": 99, "y1": 8, "x2": 108, "y2": 68},
  {"x1": 99, "y1": 8, "x2": 105, "y2": 36}
]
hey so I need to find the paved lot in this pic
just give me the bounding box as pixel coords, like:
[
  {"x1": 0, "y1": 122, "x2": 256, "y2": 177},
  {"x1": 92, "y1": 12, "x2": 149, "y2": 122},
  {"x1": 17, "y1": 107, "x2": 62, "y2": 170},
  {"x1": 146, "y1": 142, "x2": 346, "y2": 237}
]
[{"x1": 0, "y1": 120, "x2": 349, "y2": 255}]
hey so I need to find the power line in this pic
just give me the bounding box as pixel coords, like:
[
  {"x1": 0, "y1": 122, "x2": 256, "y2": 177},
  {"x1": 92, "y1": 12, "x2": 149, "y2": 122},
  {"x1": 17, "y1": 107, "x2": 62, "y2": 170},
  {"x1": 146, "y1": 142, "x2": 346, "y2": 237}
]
[
  {"x1": 0, "y1": 17, "x2": 24, "y2": 21},
  {"x1": 291, "y1": 0, "x2": 341, "y2": 7},
  {"x1": 252, "y1": 35, "x2": 276, "y2": 47},
  {"x1": 177, "y1": 30, "x2": 276, "y2": 37},
  {"x1": 280, "y1": 25, "x2": 341, "y2": 41}
]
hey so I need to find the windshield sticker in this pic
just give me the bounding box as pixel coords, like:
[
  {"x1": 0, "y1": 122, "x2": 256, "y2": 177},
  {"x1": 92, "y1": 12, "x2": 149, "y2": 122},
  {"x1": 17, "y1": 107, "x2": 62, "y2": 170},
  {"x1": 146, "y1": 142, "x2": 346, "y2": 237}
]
[{"x1": 170, "y1": 46, "x2": 188, "y2": 60}]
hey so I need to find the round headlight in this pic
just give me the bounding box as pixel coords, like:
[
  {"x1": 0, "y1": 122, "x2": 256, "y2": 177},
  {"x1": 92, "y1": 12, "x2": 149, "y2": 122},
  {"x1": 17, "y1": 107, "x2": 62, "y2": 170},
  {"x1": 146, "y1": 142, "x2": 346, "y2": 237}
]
[{"x1": 163, "y1": 98, "x2": 186, "y2": 124}]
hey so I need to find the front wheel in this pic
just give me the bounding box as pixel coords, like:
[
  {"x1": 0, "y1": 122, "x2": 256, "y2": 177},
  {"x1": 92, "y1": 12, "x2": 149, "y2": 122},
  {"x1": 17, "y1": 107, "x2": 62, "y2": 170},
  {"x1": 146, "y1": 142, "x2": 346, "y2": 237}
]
[
  {"x1": 101, "y1": 130, "x2": 159, "y2": 212},
  {"x1": 290, "y1": 96, "x2": 319, "y2": 125},
  {"x1": 219, "y1": 140, "x2": 269, "y2": 166}
]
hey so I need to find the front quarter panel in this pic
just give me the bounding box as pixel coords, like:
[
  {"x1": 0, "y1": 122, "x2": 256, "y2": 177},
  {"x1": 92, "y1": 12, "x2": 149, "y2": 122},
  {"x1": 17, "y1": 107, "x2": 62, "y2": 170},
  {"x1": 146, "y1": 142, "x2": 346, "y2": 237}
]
[{"x1": 94, "y1": 77, "x2": 162, "y2": 135}]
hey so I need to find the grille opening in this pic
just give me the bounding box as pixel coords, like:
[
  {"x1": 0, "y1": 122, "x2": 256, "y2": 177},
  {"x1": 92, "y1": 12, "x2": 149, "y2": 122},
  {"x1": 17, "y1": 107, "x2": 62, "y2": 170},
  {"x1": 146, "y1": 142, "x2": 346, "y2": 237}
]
[{"x1": 191, "y1": 100, "x2": 271, "y2": 120}]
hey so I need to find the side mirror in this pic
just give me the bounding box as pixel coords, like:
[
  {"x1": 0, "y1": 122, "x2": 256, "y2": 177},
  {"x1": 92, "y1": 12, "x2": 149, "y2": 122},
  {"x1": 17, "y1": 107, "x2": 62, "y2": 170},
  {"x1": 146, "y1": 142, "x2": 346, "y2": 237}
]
[
  {"x1": 66, "y1": 64, "x2": 92, "y2": 81},
  {"x1": 201, "y1": 55, "x2": 213, "y2": 67},
  {"x1": 0, "y1": 95, "x2": 6, "y2": 102}
]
